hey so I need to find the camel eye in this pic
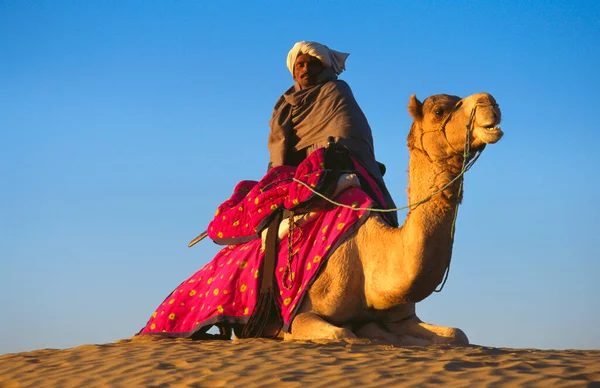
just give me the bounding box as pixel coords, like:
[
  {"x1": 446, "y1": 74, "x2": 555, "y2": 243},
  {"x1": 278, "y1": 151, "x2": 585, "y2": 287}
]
[{"x1": 433, "y1": 108, "x2": 444, "y2": 118}]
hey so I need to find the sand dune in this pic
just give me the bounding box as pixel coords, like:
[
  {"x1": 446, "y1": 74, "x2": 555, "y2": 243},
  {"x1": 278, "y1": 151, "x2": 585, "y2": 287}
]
[{"x1": 1, "y1": 337, "x2": 598, "y2": 387}]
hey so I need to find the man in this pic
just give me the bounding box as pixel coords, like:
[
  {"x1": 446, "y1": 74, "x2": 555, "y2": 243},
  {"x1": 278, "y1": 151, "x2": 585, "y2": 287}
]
[{"x1": 267, "y1": 41, "x2": 397, "y2": 225}]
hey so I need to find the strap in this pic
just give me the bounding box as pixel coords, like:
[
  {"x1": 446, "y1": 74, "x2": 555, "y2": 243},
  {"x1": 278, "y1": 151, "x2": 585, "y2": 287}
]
[{"x1": 241, "y1": 210, "x2": 284, "y2": 338}]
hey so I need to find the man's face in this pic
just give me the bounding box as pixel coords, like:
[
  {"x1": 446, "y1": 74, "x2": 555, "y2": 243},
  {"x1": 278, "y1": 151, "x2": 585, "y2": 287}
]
[{"x1": 293, "y1": 53, "x2": 324, "y2": 88}]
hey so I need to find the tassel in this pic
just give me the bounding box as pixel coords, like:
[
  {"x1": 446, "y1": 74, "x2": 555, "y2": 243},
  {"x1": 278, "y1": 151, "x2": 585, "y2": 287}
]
[
  {"x1": 241, "y1": 288, "x2": 282, "y2": 338},
  {"x1": 240, "y1": 210, "x2": 284, "y2": 338}
]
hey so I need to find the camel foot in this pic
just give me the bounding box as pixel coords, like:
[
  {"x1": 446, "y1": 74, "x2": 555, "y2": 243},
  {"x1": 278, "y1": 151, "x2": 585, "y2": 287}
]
[
  {"x1": 354, "y1": 322, "x2": 429, "y2": 346},
  {"x1": 355, "y1": 322, "x2": 399, "y2": 344},
  {"x1": 382, "y1": 317, "x2": 469, "y2": 346},
  {"x1": 285, "y1": 312, "x2": 356, "y2": 341},
  {"x1": 418, "y1": 321, "x2": 469, "y2": 345}
]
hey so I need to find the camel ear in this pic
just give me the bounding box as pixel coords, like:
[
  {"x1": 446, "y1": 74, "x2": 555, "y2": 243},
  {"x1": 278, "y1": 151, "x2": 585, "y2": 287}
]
[{"x1": 408, "y1": 94, "x2": 423, "y2": 121}]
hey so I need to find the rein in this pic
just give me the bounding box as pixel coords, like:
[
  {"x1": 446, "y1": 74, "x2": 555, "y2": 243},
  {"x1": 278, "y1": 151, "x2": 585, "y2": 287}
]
[
  {"x1": 292, "y1": 104, "x2": 482, "y2": 214},
  {"x1": 292, "y1": 104, "x2": 483, "y2": 292},
  {"x1": 188, "y1": 103, "x2": 486, "y2": 293}
]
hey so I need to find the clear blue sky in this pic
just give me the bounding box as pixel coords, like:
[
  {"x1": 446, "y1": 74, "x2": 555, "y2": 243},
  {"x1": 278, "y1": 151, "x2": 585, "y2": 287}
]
[{"x1": 1, "y1": 1, "x2": 599, "y2": 354}]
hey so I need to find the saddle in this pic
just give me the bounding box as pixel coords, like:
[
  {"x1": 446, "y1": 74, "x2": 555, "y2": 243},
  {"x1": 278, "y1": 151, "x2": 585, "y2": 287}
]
[
  {"x1": 243, "y1": 141, "x2": 361, "y2": 337},
  {"x1": 187, "y1": 140, "x2": 386, "y2": 338}
]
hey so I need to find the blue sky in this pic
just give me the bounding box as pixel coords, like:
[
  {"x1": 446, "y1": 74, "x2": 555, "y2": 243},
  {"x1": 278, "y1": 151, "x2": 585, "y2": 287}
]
[{"x1": 1, "y1": 1, "x2": 599, "y2": 354}]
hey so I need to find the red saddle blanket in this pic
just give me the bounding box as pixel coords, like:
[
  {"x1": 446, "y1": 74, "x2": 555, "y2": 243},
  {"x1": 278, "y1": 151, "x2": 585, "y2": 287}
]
[{"x1": 139, "y1": 148, "x2": 382, "y2": 337}]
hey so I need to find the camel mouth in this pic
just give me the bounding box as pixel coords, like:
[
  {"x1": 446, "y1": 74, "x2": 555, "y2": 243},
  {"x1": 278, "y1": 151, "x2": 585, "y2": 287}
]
[{"x1": 474, "y1": 125, "x2": 503, "y2": 144}]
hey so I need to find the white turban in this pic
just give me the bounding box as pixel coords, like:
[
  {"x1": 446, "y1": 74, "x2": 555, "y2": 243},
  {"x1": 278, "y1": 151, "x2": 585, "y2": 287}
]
[{"x1": 286, "y1": 41, "x2": 350, "y2": 76}]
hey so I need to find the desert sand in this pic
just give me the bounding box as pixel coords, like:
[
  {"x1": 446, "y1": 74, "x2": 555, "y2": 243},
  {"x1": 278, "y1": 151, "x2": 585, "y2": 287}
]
[{"x1": 1, "y1": 336, "x2": 599, "y2": 388}]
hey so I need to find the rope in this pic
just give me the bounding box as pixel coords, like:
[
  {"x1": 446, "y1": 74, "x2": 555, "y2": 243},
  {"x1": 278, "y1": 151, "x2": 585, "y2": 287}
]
[
  {"x1": 282, "y1": 210, "x2": 297, "y2": 290},
  {"x1": 291, "y1": 152, "x2": 480, "y2": 214},
  {"x1": 434, "y1": 105, "x2": 478, "y2": 292},
  {"x1": 290, "y1": 105, "x2": 481, "y2": 293}
]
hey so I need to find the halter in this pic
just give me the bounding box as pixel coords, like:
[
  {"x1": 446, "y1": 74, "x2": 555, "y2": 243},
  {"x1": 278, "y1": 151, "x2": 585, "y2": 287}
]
[{"x1": 418, "y1": 100, "x2": 465, "y2": 162}]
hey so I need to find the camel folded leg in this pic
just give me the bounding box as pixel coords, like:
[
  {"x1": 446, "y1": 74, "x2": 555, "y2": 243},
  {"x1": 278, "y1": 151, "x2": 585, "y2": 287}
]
[
  {"x1": 383, "y1": 315, "x2": 469, "y2": 345},
  {"x1": 285, "y1": 311, "x2": 357, "y2": 341},
  {"x1": 354, "y1": 322, "x2": 430, "y2": 346}
]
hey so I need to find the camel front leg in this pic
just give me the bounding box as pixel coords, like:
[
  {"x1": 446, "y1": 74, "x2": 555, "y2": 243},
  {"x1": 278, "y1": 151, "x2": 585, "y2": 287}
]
[
  {"x1": 383, "y1": 316, "x2": 469, "y2": 345},
  {"x1": 355, "y1": 322, "x2": 430, "y2": 346},
  {"x1": 285, "y1": 311, "x2": 356, "y2": 341},
  {"x1": 380, "y1": 305, "x2": 469, "y2": 345}
]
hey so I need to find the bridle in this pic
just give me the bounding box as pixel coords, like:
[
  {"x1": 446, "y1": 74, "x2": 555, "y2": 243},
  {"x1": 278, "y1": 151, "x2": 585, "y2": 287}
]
[{"x1": 417, "y1": 99, "x2": 485, "y2": 163}]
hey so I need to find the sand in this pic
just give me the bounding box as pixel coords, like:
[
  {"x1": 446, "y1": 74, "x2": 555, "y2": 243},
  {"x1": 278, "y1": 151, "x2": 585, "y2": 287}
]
[{"x1": 0, "y1": 337, "x2": 598, "y2": 387}]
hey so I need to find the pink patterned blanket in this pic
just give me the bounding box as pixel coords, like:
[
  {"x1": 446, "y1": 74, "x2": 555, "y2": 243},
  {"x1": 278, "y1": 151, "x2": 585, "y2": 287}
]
[{"x1": 139, "y1": 148, "x2": 384, "y2": 337}]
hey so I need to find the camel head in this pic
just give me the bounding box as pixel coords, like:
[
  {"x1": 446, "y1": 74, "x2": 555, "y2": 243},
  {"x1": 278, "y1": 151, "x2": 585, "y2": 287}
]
[{"x1": 407, "y1": 93, "x2": 503, "y2": 160}]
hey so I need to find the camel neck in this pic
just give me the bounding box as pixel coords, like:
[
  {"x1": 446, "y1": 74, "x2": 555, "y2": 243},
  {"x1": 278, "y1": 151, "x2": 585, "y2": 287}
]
[
  {"x1": 358, "y1": 147, "x2": 468, "y2": 307},
  {"x1": 393, "y1": 148, "x2": 464, "y2": 302}
]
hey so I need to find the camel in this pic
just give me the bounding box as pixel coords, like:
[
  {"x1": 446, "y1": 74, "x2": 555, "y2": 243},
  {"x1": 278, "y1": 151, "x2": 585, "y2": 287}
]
[{"x1": 253, "y1": 92, "x2": 503, "y2": 346}]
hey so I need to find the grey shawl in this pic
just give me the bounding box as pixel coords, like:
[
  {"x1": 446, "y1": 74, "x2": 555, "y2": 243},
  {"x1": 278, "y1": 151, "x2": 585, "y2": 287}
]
[
  {"x1": 267, "y1": 76, "x2": 399, "y2": 226},
  {"x1": 268, "y1": 76, "x2": 375, "y2": 169}
]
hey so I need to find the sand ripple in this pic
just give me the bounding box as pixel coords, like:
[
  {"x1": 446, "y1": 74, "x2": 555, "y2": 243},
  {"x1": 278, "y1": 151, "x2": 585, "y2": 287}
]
[{"x1": 0, "y1": 339, "x2": 598, "y2": 387}]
